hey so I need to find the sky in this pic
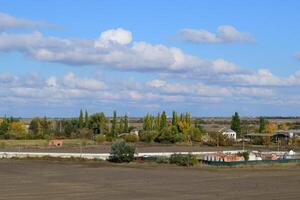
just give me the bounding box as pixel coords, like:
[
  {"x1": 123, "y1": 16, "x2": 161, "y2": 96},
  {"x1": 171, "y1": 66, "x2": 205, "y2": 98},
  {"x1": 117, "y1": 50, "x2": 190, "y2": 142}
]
[{"x1": 1, "y1": 0, "x2": 300, "y2": 117}]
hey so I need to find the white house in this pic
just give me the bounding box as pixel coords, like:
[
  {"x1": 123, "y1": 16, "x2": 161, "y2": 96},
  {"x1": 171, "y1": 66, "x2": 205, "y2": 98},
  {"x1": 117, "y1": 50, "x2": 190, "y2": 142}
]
[{"x1": 220, "y1": 128, "x2": 237, "y2": 140}]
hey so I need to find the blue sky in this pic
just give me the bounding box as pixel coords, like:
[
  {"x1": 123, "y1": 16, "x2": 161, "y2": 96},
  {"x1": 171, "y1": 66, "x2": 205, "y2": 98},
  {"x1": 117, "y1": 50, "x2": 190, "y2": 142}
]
[{"x1": 1, "y1": 0, "x2": 300, "y2": 117}]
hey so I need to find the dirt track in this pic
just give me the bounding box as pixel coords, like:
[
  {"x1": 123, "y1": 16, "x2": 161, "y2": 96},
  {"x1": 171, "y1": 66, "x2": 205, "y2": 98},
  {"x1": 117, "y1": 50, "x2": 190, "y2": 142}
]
[{"x1": 0, "y1": 160, "x2": 299, "y2": 200}]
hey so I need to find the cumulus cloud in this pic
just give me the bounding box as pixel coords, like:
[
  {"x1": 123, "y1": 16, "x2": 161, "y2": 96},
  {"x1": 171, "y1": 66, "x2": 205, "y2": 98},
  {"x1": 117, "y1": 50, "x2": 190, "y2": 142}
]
[
  {"x1": 179, "y1": 25, "x2": 255, "y2": 44},
  {"x1": 94, "y1": 28, "x2": 132, "y2": 48},
  {"x1": 63, "y1": 73, "x2": 106, "y2": 90},
  {"x1": 3, "y1": 72, "x2": 300, "y2": 115},
  {"x1": 0, "y1": 12, "x2": 50, "y2": 30},
  {"x1": 0, "y1": 28, "x2": 240, "y2": 76}
]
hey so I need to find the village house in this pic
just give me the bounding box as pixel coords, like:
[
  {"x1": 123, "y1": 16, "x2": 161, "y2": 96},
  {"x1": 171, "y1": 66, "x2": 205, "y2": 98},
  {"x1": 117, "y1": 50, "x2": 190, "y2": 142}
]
[{"x1": 219, "y1": 128, "x2": 237, "y2": 140}]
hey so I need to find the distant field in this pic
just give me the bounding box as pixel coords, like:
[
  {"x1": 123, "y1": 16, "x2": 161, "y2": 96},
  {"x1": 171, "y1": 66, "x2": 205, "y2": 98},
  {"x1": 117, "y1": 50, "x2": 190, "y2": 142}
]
[{"x1": 0, "y1": 160, "x2": 299, "y2": 200}]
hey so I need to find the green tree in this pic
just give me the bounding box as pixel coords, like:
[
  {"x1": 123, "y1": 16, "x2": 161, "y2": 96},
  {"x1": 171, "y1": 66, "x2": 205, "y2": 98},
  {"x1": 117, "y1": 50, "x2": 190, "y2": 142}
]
[
  {"x1": 79, "y1": 109, "x2": 84, "y2": 129},
  {"x1": 124, "y1": 114, "x2": 129, "y2": 133},
  {"x1": 40, "y1": 117, "x2": 50, "y2": 136},
  {"x1": 111, "y1": 111, "x2": 117, "y2": 137},
  {"x1": 84, "y1": 110, "x2": 89, "y2": 128},
  {"x1": 259, "y1": 117, "x2": 265, "y2": 133},
  {"x1": 172, "y1": 111, "x2": 179, "y2": 129},
  {"x1": 143, "y1": 113, "x2": 154, "y2": 131},
  {"x1": 89, "y1": 112, "x2": 108, "y2": 135},
  {"x1": 185, "y1": 112, "x2": 191, "y2": 127},
  {"x1": 231, "y1": 112, "x2": 241, "y2": 138},
  {"x1": 29, "y1": 117, "x2": 42, "y2": 138},
  {"x1": 160, "y1": 111, "x2": 167, "y2": 130},
  {"x1": 154, "y1": 112, "x2": 161, "y2": 131},
  {"x1": 119, "y1": 117, "x2": 124, "y2": 134}
]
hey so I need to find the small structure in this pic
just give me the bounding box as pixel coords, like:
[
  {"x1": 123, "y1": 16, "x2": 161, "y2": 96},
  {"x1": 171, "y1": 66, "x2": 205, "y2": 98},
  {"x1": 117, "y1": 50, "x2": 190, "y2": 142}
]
[
  {"x1": 219, "y1": 128, "x2": 236, "y2": 140},
  {"x1": 204, "y1": 153, "x2": 244, "y2": 162},
  {"x1": 48, "y1": 139, "x2": 63, "y2": 147}
]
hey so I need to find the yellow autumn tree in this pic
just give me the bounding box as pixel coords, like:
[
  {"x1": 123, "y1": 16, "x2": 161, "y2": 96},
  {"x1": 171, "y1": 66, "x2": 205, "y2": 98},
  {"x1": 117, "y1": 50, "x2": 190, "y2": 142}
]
[
  {"x1": 264, "y1": 121, "x2": 277, "y2": 134},
  {"x1": 278, "y1": 122, "x2": 288, "y2": 131},
  {"x1": 8, "y1": 121, "x2": 27, "y2": 139},
  {"x1": 263, "y1": 121, "x2": 277, "y2": 145}
]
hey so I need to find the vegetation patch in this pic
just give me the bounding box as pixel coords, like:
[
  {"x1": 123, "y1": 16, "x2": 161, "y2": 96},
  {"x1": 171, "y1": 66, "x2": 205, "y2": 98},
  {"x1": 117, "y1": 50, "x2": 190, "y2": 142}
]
[
  {"x1": 169, "y1": 154, "x2": 198, "y2": 167},
  {"x1": 109, "y1": 140, "x2": 135, "y2": 163}
]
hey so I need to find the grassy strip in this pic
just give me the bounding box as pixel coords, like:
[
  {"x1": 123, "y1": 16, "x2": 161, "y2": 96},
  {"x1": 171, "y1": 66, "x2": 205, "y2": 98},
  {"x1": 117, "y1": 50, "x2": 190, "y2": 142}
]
[
  {"x1": 0, "y1": 139, "x2": 95, "y2": 147},
  {"x1": 1, "y1": 155, "x2": 103, "y2": 162}
]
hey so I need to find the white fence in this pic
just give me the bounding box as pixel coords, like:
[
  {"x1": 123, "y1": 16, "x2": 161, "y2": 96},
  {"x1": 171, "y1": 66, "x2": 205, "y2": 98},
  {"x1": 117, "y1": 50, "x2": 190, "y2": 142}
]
[{"x1": 0, "y1": 150, "x2": 290, "y2": 160}]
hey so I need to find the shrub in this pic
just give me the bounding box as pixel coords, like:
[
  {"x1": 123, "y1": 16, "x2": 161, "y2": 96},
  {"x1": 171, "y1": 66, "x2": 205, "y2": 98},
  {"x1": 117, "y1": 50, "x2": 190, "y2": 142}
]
[
  {"x1": 169, "y1": 154, "x2": 198, "y2": 167},
  {"x1": 156, "y1": 127, "x2": 188, "y2": 143},
  {"x1": 123, "y1": 134, "x2": 139, "y2": 143},
  {"x1": 109, "y1": 140, "x2": 135, "y2": 163},
  {"x1": 251, "y1": 136, "x2": 263, "y2": 145},
  {"x1": 189, "y1": 127, "x2": 204, "y2": 142},
  {"x1": 95, "y1": 134, "x2": 106, "y2": 144},
  {"x1": 155, "y1": 156, "x2": 169, "y2": 164},
  {"x1": 237, "y1": 151, "x2": 250, "y2": 161},
  {"x1": 208, "y1": 133, "x2": 234, "y2": 146},
  {"x1": 71, "y1": 128, "x2": 93, "y2": 139},
  {"x1": 139, "y1": 131, "x2": 159, "y2": 143}
]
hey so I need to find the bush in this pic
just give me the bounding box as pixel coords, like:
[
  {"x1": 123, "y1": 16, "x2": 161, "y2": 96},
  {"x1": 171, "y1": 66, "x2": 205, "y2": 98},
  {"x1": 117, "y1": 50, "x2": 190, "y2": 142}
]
[
  {"x1": 156, "y1": 127, "x2": 188, "y2": 143},
  {"x1": 169, "y1": 154, "x2": 198, "y2": 167},
  {"x1": 189, "y1": 127, "x2": 204, "y2": 142},
  {"x1": 251, "y1": 136, "x2": 263, "y2": 145},
  {"x1": 237, "y1": 151, "x2": 250, "y2": 161},
  {"x1": 155, "y1": 156, "x2": 169, "y2": 164},
  {"x1": 95, "y1": 134, "x2": 106, "y2": 144},
  {"x1": 71, "y1": 128, "x2": 93, "y2": 139},
  {"x1": 208, "y1": 133, "x2": 234, "y2": 146},
  {"x1": 109, "y1": 140, "x2": 135, "y2": 163},
  {"x1": 139, "y1": 131, "x2": 159, "y2": 143},
  {"x1": 123, "y1": 134, "x2": 139, "y2": 143}
]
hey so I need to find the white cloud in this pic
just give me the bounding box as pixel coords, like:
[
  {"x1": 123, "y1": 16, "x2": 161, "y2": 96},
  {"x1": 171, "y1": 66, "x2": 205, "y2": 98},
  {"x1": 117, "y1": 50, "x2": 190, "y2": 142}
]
[
  {"x1": 46, "y1": 76, "x2": 57, "y2": 87},
  {"x1": 146, "y1": 79, "x2": 166, "y2": 88},
  {"x1": 179, "y1": 25, "x2": 255, "y2": 44},
  {"x1": 0, "y1": 12, "x2": 50, "y2": 30},
  {"x1": 94, "y1": 28, "x2": 132, "y2": 48},
  {"x1": 63, "y1": 73, "x2": 106, "y2": 90},
  {"x1": 0, "y1": 28, "x2": 240, "y2": 76}
]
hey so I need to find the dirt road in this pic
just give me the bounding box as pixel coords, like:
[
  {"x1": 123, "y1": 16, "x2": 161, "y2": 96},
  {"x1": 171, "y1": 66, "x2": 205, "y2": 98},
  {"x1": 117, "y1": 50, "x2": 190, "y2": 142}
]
[{"x1": 0, "y1": 160, "x2": 299, "y2": 200}]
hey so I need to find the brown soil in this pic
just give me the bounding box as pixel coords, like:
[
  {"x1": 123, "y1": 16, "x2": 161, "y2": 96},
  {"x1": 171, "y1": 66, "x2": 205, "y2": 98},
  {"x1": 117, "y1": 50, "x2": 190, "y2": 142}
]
[{"x1": 0, "y1": 160, "x2": 299, "y2": 200}]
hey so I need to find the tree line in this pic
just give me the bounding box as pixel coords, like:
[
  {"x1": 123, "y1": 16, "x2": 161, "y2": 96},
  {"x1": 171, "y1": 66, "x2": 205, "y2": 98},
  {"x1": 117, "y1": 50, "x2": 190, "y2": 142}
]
[
  {"x1": 0, "y1": 110, "x2": 131, "y2": 140},
  {"x1": 139, "y1": 111, "x2": 205, "y2": 143}
]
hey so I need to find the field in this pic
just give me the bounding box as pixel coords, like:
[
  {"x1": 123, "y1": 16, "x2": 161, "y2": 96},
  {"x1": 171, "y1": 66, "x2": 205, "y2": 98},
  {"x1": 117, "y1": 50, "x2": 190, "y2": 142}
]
[
  {"x1": 0, "y1": 159, "x2": 300, "y2": 200},
  {"x1": 1, "y1": 140, "x2": 296, "y2": 153}
]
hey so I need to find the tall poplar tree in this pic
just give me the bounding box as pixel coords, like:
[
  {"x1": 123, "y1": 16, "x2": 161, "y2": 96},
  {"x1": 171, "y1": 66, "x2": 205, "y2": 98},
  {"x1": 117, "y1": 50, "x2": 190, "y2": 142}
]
[
  {"x1": 79, "y1": 109, "x2": 83, "y2": 129},
  {"x1": 259, "y1": 117, "x2": 265, "y2": 133},
  {"x1": 160, "y1": 111, "x2": 167, "y2": 130},
  {"x1": 124, "y1": 114, "x2": 129, "y2": 133},
  {"x1": 231, "y1": 112, "x2": 241, "y2": 137},
  {"x1": 119, "y1": 117, "x2": 124, "y2": 134},
  {"x1": 111, "y1": 111, "x2": 117, "y2": 137},
  {"x1": 155, "y1": 112, "x2": 161, "y2": 131},
  {"x1": 84, "y1": 110, "x2": 89, "y2": 128}
]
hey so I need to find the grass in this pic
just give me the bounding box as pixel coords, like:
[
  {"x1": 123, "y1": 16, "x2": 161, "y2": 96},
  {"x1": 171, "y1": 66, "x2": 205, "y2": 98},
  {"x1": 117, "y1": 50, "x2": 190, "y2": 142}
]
[{"x1": 0, "y1": 139, "x2": 96, "y2": 147}]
